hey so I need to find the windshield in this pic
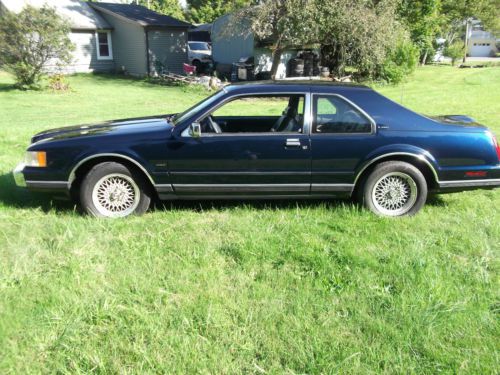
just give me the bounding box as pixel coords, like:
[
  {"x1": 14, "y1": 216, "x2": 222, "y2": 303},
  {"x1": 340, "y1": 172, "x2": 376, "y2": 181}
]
[
  {"x1": 173, "y1": 89, "x2": 226, "y2": 125},
  {"x1": 189, "y1": 42, "x2": 210, "y2": 51}
]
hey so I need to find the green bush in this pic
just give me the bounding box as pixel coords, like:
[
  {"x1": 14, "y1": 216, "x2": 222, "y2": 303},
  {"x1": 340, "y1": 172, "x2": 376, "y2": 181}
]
[
  {"x1": 444, "y1": 41, "x2": 464, "y2": 66},
  {"x1": 379, "y1": 40, "x2": 419, "y2": 84},
  {"x1": 0, "y1": 5, "x2": 74, "y2": 89}
]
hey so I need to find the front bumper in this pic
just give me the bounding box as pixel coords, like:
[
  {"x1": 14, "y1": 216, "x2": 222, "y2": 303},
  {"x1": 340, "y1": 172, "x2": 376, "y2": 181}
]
[
  {"x1": 12, "y1": 162, "x2": 69, "y2": 195},
  {"x1": 13, "y1": 162, "x2": 26, "y2": 187}
]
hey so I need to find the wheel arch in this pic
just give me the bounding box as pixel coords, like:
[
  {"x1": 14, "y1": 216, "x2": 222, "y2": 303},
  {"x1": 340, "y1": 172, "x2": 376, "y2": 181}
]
[
  {"x1": 68, "y1": 154, "x2": 157, "y2": 199},
  {"x1": 353, "y1": 152, "x2": 439, "y2": 194}
]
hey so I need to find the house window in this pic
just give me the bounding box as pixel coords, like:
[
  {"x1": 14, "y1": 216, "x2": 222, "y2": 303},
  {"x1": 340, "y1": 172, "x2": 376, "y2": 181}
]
[{"x1": 96, "y1": 31, "x2": 112, "y2": 60}]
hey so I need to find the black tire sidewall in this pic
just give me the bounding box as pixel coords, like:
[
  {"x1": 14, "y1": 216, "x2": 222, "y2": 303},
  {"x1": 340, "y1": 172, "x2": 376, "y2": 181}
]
[
  {"x1": 361, "y1": 161, "x2": 428, "y2": 216},
  {"x1": 80, "y1": 162, "x2": 151, "y2": 217}
]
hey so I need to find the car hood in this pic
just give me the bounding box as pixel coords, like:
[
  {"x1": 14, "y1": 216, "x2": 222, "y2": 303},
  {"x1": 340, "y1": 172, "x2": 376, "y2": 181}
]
[{"x1": 31, "y1": 114, "x2": 175, "y2": 144}]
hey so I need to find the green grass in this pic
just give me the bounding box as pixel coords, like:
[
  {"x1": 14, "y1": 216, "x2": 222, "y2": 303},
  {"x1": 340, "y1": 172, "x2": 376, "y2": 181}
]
[{"x1": 0, "y1": 67, "x2": 499, "y2": 374}]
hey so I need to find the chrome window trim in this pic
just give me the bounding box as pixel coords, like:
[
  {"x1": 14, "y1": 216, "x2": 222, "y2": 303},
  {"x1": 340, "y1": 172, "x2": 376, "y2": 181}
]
[
  {"x1": 353, "y1": 152, "x2": 439, "y2": 185},
  {"x1": 181, "y1": 91, "x2": 312, "y2": 137},
  {"x1": 310, "y1": 93, "x2": 376, "y2": 135},
  {"x1": 68, "y1": 153, "x2": 156, "y2": 188}
]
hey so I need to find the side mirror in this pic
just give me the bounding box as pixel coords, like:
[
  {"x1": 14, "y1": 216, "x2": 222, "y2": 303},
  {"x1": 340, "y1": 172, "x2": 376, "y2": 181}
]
[{"x1": 190, "y1": 122, "x2": 201, "y2": 138}]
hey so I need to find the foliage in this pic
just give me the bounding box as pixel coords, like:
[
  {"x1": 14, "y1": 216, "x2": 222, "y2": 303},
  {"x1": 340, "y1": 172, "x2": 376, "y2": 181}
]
[
  {"x1": 0, "y1": 67, "x2": 499, "y2": 373},
  {"x1": 0, "y1": 5, "x2": 74, "y2": 89},
  {"x1": 185, "y1": 0, "x2": 254, "y2": 24},
  {"x1": 379, "y1": 38, "x2": 420, "y2": 84},
  {"x1": 316, "y1": 0, "x2": 403, "y2": 80},
  {"x1": 137, "y1": 0, "x2": 186, "y2": 21},
  {"x1": 440, "y1": 0, "x2": 500, "y2": 46},
  {"x1": 444, "y1": 41, "x2": 465, "y2": 65},
  {"x1": 48, "y1": 74, "x2": 70, "y2": 91},
  {"x1": 398, "y1": 0, "x2": 442, "y2": 64},
  {"x1": 230, "y1": 0, "x2": 318, "y2": 79}
]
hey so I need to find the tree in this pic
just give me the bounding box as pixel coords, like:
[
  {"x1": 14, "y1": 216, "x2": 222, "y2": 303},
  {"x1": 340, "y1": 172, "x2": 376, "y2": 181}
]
[
  {"x1": 186, "y1": 0, "x2": 254, "y2": 24},
  {"x1": 230, "y1": 0, "x2": 318, "y2": 79},
  {"x1": 441, "y1": 0, "x2": 500, "y2": 62},
  {"x1": 316, "y1": 0, "x2": 405, "y2": 79},
  {"x1": 398, "y1": 0, "x2": 442, "y2": 64},
  {"x1": 137, "y1": 0, "x2": 186, "y2": 21},
  {"x1": 444, "y1": 40, "x2": 464, "y2": 65},
  {"x1": 0, "y1": 5, "x2": 74, "y2": 88}
]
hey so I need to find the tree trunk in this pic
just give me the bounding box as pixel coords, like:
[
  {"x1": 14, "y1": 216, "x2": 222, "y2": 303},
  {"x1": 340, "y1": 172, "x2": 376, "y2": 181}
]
[
  {"x1": 421, "y1": 50, "x2": 428, "y2": 65},
  {"x1": 270, "y1": 48, "x2": 283, "y2": 80},
  {"x1": 463, "y1": 19, "x2": 469, "y2": 63}
]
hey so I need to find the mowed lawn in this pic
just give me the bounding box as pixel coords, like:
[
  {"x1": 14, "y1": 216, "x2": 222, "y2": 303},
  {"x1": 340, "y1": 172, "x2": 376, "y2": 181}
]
[{"x1": 0, "y1": 67, "x2": 499, "y2": 374}]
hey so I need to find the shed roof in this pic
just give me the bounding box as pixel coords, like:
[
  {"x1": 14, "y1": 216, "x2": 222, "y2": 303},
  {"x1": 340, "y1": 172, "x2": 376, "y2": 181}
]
[
  {"x1": 89, "y1": 2, "x2": 191, "y2": 28},
  {"x1": 0, "y1": 0, "x2": 112, "y2": 30}
]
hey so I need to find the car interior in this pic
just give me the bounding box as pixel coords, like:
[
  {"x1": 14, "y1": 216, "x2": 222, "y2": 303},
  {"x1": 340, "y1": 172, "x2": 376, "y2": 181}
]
[
  {"x1": 199, "y1": 95, "x2": 305, "y2": 134},
  {"x1": 313, "y1": 96, "x2": 372, "y2": 133}
]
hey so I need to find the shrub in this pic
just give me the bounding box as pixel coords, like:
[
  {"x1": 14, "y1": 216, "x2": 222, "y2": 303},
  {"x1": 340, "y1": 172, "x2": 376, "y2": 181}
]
[
  {"x1": 48, "y1": 74, "x2": 70, "y2": 91},
  {"x1": 0, "y1": 5, "x2": 74, "y2": 89},
  {"x1": 379, "y1": 39, "x2": 419, "y2": 84},
  {"x1": 444, "y1": 41, "x2": 464, "y2": 66}
]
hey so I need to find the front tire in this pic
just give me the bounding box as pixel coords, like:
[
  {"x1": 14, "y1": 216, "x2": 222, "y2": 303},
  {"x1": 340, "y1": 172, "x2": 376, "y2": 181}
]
[
  {"x1": 359, "y1": 161, "x2": 427, "y2": 217},
  {"x1": 80, "y1": 162, "x2": 151, "y2": 218}
]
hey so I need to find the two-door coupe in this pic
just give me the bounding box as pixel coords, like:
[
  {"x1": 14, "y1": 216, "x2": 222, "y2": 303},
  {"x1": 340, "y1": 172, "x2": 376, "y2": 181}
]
[{"x1": 13, "y1": 81, "x2": 500, "y2": 217}]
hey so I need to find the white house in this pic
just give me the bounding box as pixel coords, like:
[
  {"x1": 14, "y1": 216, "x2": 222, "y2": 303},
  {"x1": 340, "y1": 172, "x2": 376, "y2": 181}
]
[{"x1": 467, "y1": 20, "x2": 498, "y2": 57}]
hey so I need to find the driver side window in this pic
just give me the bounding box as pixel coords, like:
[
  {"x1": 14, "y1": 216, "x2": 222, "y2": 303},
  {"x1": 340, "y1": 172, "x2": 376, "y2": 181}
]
[
  {"x1": 313, "y1": 95, "x2": 372, "y2": 134},
  {"x1": 200, "y1": 94, "x2": 305, "y2": 134}
]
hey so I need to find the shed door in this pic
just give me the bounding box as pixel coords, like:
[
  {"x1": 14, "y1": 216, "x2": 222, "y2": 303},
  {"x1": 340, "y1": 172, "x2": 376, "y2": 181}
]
[{"x1": 148, "y1": 30, "x2": 187, "y2": 75}]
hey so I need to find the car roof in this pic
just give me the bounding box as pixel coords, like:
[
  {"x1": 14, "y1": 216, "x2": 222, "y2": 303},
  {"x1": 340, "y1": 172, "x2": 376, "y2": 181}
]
[{"x1": 225, "y1": 80, "x2": 371, "y2": 93}]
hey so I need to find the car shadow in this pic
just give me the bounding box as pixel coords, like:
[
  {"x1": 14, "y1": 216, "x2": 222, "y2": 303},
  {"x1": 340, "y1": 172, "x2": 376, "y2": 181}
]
[
  {"x1": 0, "y1": 172, "x2": 359, "y2": 214},
  {"x1": 1, "y1": 171, "x2": 451, "y2": 215},
  {"x1": 155, "y1": 198, "x2": 357, "y2": 213},
  {"x1": 0, "y1": 173, "x2": 76, "y2": 213}
]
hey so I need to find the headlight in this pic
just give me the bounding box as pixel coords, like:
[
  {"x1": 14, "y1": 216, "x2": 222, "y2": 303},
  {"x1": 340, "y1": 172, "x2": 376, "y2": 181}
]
[{"x1": 25, "y1": 151, "x2": 47, "y2": 167}]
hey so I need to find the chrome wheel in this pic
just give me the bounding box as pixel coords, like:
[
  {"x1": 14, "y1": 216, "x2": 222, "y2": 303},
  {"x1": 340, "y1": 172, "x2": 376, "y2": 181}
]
[
  {"x1": 91, "y1": 173, "x2": 140, "y2": 217},
  {"x1": 371, "y1": 172, "x2": 417, "y2": 216}
]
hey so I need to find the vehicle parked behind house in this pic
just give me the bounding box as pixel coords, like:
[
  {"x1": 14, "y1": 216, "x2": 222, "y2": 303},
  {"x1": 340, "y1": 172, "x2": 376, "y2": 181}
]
[{"x1": 188, "y1": 41, "x2": 212, "y2": 71}]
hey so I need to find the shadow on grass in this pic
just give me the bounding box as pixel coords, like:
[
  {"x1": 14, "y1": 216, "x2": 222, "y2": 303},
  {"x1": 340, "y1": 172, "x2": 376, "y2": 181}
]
[
  {"x1": 0, "y1": 172, "x2": 357, "y2": 215},
  {"x1": 0, "y1": 173, "x2": 76, "y2": 213},
  {"x1": 1, "y1": 171, "x2": 451, "y2": 215},
  {"x1": 0, "y1": 82, "x2": 18, "y2": 92},
  {"x1": 156, "y1": 197, "x2": 357, "y2": 213}
]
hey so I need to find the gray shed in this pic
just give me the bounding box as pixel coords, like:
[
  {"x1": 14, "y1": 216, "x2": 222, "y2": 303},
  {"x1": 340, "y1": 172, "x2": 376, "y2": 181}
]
[
  {"x1": 89, "y1": 2, "x2": 191, "y2": 76},
  {"x1": 0, "y1": 0, "x2": 114, "y2": 73}
]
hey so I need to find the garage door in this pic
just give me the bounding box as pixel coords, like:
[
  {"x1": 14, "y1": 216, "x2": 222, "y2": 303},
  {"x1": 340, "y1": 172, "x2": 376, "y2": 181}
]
[{"x1": 470, "y1": 43, "x2": 492, "y2": 57}]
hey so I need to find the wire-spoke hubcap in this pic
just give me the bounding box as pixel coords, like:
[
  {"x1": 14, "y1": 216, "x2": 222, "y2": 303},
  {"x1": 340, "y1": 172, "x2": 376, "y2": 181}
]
[
  {"x1": 372, "y1": 172, "x2": 418, "y2": 216},
  {"x1": 91, "y1": 173, "x2": 140, "y2": 217}
]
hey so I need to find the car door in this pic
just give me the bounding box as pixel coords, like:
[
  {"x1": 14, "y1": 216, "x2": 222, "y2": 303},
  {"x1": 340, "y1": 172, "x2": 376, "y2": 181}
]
[
  {"x1": 310, "y1": 93, "x2": 378, "y2": 195},
  {"x1": 167, "y1": 92, "x2": 312, "y2": 197}
]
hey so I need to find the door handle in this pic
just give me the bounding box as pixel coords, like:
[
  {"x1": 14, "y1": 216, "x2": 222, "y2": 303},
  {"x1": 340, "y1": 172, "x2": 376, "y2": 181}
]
[{"x1": 285, "y1": 138, "x2": 301, "y2": 147}]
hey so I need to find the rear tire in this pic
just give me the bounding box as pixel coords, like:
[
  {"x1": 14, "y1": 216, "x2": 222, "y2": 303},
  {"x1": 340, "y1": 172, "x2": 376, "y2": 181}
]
[
  {"x1": 358, "y1": 161, "x2": 427, "y2": 217},
  {"x1": 80, "y1": 162, "x2": 151, "y2": 218}
]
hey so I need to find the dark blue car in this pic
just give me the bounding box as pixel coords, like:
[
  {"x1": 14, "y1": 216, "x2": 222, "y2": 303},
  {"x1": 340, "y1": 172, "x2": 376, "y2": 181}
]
[{"x1": 13, "y1": 81, "x2": 500, "y2": 217}]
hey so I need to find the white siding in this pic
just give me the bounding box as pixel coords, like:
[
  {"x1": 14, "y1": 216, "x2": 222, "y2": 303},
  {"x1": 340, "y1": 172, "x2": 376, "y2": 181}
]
[{"x1": 45, "y1": 31, "x2": 114, "y2": 74}]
